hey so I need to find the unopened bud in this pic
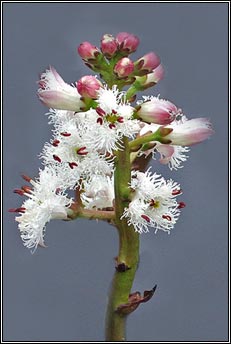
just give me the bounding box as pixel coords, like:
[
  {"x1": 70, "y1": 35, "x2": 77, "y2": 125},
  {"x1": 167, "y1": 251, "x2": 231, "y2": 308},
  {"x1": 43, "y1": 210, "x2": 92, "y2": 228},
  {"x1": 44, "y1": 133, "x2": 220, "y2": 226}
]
[
  {"x1": 77, "y1": 75, "x2": 102, "y2": 98},
  {"x1": 116, "y1": 32, "x2": 140, "y2": 54},
  {"x1": 137, "y1": 97, "x2": 178, "y2": 125},
  {"x1": 100, "y1": 34, "x2": 118, "y2": 57},
  {"x1": 77, "y1": 41, "x2": 100, "y2": 60},
  {"x1": 114, "y1": 57, "x2": 134, "y2": 78},
  {"x1": 134, "y1": 52, "x2": 160, "y2": 75}
]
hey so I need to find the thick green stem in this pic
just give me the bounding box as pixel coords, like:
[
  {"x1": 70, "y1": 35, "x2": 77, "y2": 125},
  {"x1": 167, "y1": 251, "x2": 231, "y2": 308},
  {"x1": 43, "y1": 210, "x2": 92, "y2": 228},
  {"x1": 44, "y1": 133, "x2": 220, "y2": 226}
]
[{"x1": 105, "y1": 137, "x2": 139, "y2": 341}]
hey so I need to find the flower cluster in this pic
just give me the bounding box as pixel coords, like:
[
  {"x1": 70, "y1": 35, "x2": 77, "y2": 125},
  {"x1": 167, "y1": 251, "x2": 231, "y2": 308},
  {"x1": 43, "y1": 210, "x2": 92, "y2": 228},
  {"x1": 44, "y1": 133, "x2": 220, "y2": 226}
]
[
  {"x1": 11, "y1": 32, "x2": 213, "y2": 251},
  {"x1": 122, "y1": 169, "x2": 185, "y2": 233}
]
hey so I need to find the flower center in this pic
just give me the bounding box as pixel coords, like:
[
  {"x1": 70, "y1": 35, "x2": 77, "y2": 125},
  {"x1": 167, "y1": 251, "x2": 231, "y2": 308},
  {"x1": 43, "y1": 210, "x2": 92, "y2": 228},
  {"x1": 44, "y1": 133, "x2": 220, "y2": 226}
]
[
  {"x1": 96, "y1": 107, "x2": 124, "y2": 128},
  {"x1": 105, "y1": 113, "x2": 119, "y2": 124},
  {"x1": 149, "y1": 199, "x2": 160, "y2": 209}
]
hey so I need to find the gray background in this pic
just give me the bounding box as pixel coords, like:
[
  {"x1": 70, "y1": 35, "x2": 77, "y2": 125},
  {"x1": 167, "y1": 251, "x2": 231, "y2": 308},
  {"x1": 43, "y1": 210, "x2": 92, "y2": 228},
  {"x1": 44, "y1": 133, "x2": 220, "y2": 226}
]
[{"x1": 3, "y1": 3, "x2": 228, "y2": 342}]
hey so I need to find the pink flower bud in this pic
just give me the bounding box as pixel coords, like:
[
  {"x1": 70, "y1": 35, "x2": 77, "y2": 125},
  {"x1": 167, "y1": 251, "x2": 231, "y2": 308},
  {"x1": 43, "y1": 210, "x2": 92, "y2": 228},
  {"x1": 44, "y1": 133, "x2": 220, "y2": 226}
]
[
  {"x1": 114, "y1": 57, "x2": 134, "y2": 78},
  {"x1": 137, "y1": 97, "x2": 179, "y2": 125},
  {"x1": 135, "y1": 52, "x2": 160, "y2": 74},
  {"x1": 100, "y1": 34, "x2": 118, "y2": 57},
  {"x1": 77, "y1": 41, "x2": 100, "y2": 60},
  {"x1": 37, "y1": 66, "x2": 84, "y2": 111},
  {"x1": 148, "y1": 64, "x2": 164, "y2": 83},
  {"x1": 76, "y1": 75, "x2": 102, "y2": 98},
  {"x1": 165, "y1": 118, "x2": 214, "y2": 146},
  {"x1": 134, "y1": 64, "x2": 164, "y2": 90},
  {"x1": 116, "y1": 32, "x2": 140, "y2": 54}
]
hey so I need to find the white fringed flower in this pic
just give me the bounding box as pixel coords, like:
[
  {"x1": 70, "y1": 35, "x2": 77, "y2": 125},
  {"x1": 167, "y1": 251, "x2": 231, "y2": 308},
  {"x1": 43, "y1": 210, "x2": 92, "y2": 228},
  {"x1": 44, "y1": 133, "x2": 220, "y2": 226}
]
[
  {"x1": 81, "y1": 175, "x2": 114, "y2": 209},
  {"x1": 138, "y1": 116, "x2": 191, "y2": 170},
  {"x1": 140, "y1": 142, "x2": 190, "y2": 170},
  {"x1": 41, "y1": 111, "x2": 114, "y2": 189},
  {"x1": 122, "y1": 170, "x2": 182, "y2": 233},
  {"x1": 82, "y1": 86, "x2": 140, "y2": 154},
  {"x1": 15, "y1": 167, "x2": 72, "y2": 251},
  {"x1": 156, "y1": 144, "x2": 190, "y2": 170}
]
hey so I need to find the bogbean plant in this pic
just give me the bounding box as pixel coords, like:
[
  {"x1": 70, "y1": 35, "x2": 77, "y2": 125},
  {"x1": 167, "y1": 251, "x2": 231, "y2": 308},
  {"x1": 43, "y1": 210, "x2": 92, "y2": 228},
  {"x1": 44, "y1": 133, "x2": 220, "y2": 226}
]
[{"x1": 10, "y1": 32, "x2": 213, "y2": 341}]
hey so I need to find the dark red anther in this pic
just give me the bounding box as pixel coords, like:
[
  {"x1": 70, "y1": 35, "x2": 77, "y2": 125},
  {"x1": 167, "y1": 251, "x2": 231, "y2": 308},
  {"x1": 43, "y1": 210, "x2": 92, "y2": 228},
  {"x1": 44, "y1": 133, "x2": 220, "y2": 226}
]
[
  {"x1": 112, "y1": 109, "x2": 117, "y2": 114},
  {"x1": 117, "y1": 116, "x2": 124, "y2": 123},
  {"x1": 52, "y1": 139, "x2": 60, "y2": 147},
  {"x1": 21, "y1": 174, "x2": 32, "y2": 183},
  {"x1": 21, "y1": 185, "x2": 32, "y2": 193},
  {"x1": 149, "y1": 199, "x2": 155, "y2": 207},
  {"x1": 38, "y1": 80, "x2": 46, "y2": 89},
  {"x1": 162, "y1": 214, "x2": 172, "y2": 221},
  {"x1": 69, "y1": 162, "x2": 78, "y2": 169},
  {"x1": 178, "y1": 202, "x2": 186, "y2": 209},
  {"x1": 96, "y1": 107, "x2": 106, "y2": 117},
  {"x1": 53, "y1": 154, "x2": 62, "y2": 163},
  {"x1": 76, "y1": 147, "x2": 88, "y2": 155},
  {"x1": 14, "y1": 189, "x2": 24, "y2": 196},
  {"x1": 172, "y1": 189, "x2": 182, "y2": 196},
  {"x1": 8, "y1": 207, "x2": 26, "y2": 213},
  {"x1": 97, "y1": 117, "x2": 103, "y2": 125},
  {"x1": 60, "y1": 132, "x2": 71, "y2": 137},
  {"x1": 141, "y1": 214, "x2": 151, "y2": 222},
  {"x1": 109, "y1": 123, "x2": 116, "y2": 129}
]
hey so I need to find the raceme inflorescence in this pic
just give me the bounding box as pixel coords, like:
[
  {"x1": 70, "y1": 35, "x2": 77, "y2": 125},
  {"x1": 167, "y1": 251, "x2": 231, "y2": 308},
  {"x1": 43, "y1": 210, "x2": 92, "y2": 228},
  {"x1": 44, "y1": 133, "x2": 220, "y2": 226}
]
[{"x1": 10, "y1": 32, "x2": 213, "y2": 253}]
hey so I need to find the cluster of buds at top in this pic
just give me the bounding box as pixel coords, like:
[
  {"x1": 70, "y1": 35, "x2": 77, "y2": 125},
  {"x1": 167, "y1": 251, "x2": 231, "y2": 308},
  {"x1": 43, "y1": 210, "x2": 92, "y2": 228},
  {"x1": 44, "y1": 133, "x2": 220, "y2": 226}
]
[{"x1": 77, "y1": 32, "x2": 164, "y2": 90}]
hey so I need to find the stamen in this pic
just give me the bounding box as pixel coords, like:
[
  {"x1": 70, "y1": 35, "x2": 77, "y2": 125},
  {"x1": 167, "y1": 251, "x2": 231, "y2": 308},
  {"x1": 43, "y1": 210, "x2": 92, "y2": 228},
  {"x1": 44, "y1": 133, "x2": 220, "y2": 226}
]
[
  {"x1": 97, "y1": 117, "x2": 103, "y2": 125},
  {"x1": 14, "y1": 189, "x2": 24, "y2": 196},
  {"x1": 21, "y1": 185, "x2": 32, "y2": 193},
  {"x1": 112, "y1": 109, "x2": 117, "y2": 114},
  {"x1": 38, "y1": 80, "x2": 46, "y2": 89},
  {"x1": 177, "y1": 202, "x2": 186, "y2": 209},
  {"x1": 69, "y1": 162, "x2": 78, "y2": 169},
  {"x1": 162, "y1": 214, "x2": 172, "y2": 221},
  {"x1": 149, "y1": 199, "x2": 160, "y2": 208},
  {"x1": 8, "y1": 207, "x2": 26, "y2": 213},
  {"x1": 55, "y1": 188, "x2": 61, "y2": 194},
  {"x1": 117, "y1": 116, "x2": 124, "y2": 123},
  {"x1": 96, "y1": 107, "x2": 106, "y2": 117},
  {"x1": 141, "y1": 214, "x2": 151, "y2": 222},
  {"x1": 149, "y1": 199, "x2": 155, "y2": 207},
  {"x1": 21, "y1": 174, "x2": 32, "y2": 183},
  {"x1": 172, "y1": 189, "x2": 182, "y2": 196},
  {"x1": 60, "y1": 132, "x2": 71, "y2": 137},
  {"x1": 52, "y1": 139, "x2": 60, "y2": 147},
  {"x1": 53, "y1": 154, "x2": 62, "y2": 163},
  {"x1": 109, "y1": 123, "x2": 116, "y2": 129},
  {"x1": 76, "y1": 147, "x2": 88, "y2": 155}
]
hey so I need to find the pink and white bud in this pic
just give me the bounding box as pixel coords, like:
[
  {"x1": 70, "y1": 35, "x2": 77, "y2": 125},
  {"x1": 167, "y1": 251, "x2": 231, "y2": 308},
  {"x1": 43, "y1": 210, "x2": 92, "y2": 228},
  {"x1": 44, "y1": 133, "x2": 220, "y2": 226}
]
[
  {"x1": 135, "y1": 52, "x2": 160, "y2": 74},
  {"x1": 147, "y1": 64, "x2": 164, "y2": 83},
  {"x1": 77, "y1": 41, "x2": 100, "y2": 60},
  {"x1": 156, "y1": 144, "x2": 175, "y2": 164},
  {"x1": 137, "y1": 97, "x2": 179, "y2": 125},
  {"x1": 37, "y1": 66, "x2": 84, "y2": 111},
  {"x1": 76, "y1": 75, "x2": 102, "y2": 98},
  {"x1": 100, "y1": 34, "x2": 118, "y2": 57},
  {"x1": 134, "y1": 64, "x2": 164, "y2": 90},
  {"x1": 116, "y1": 32, "x2": 140, "y2": 54},
  {"x1": 165, "y1": 118, "x2": 214, "y2": 146},
  {"x1": 114, "y1": 57, "x2": 134, "y2": 78}
]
